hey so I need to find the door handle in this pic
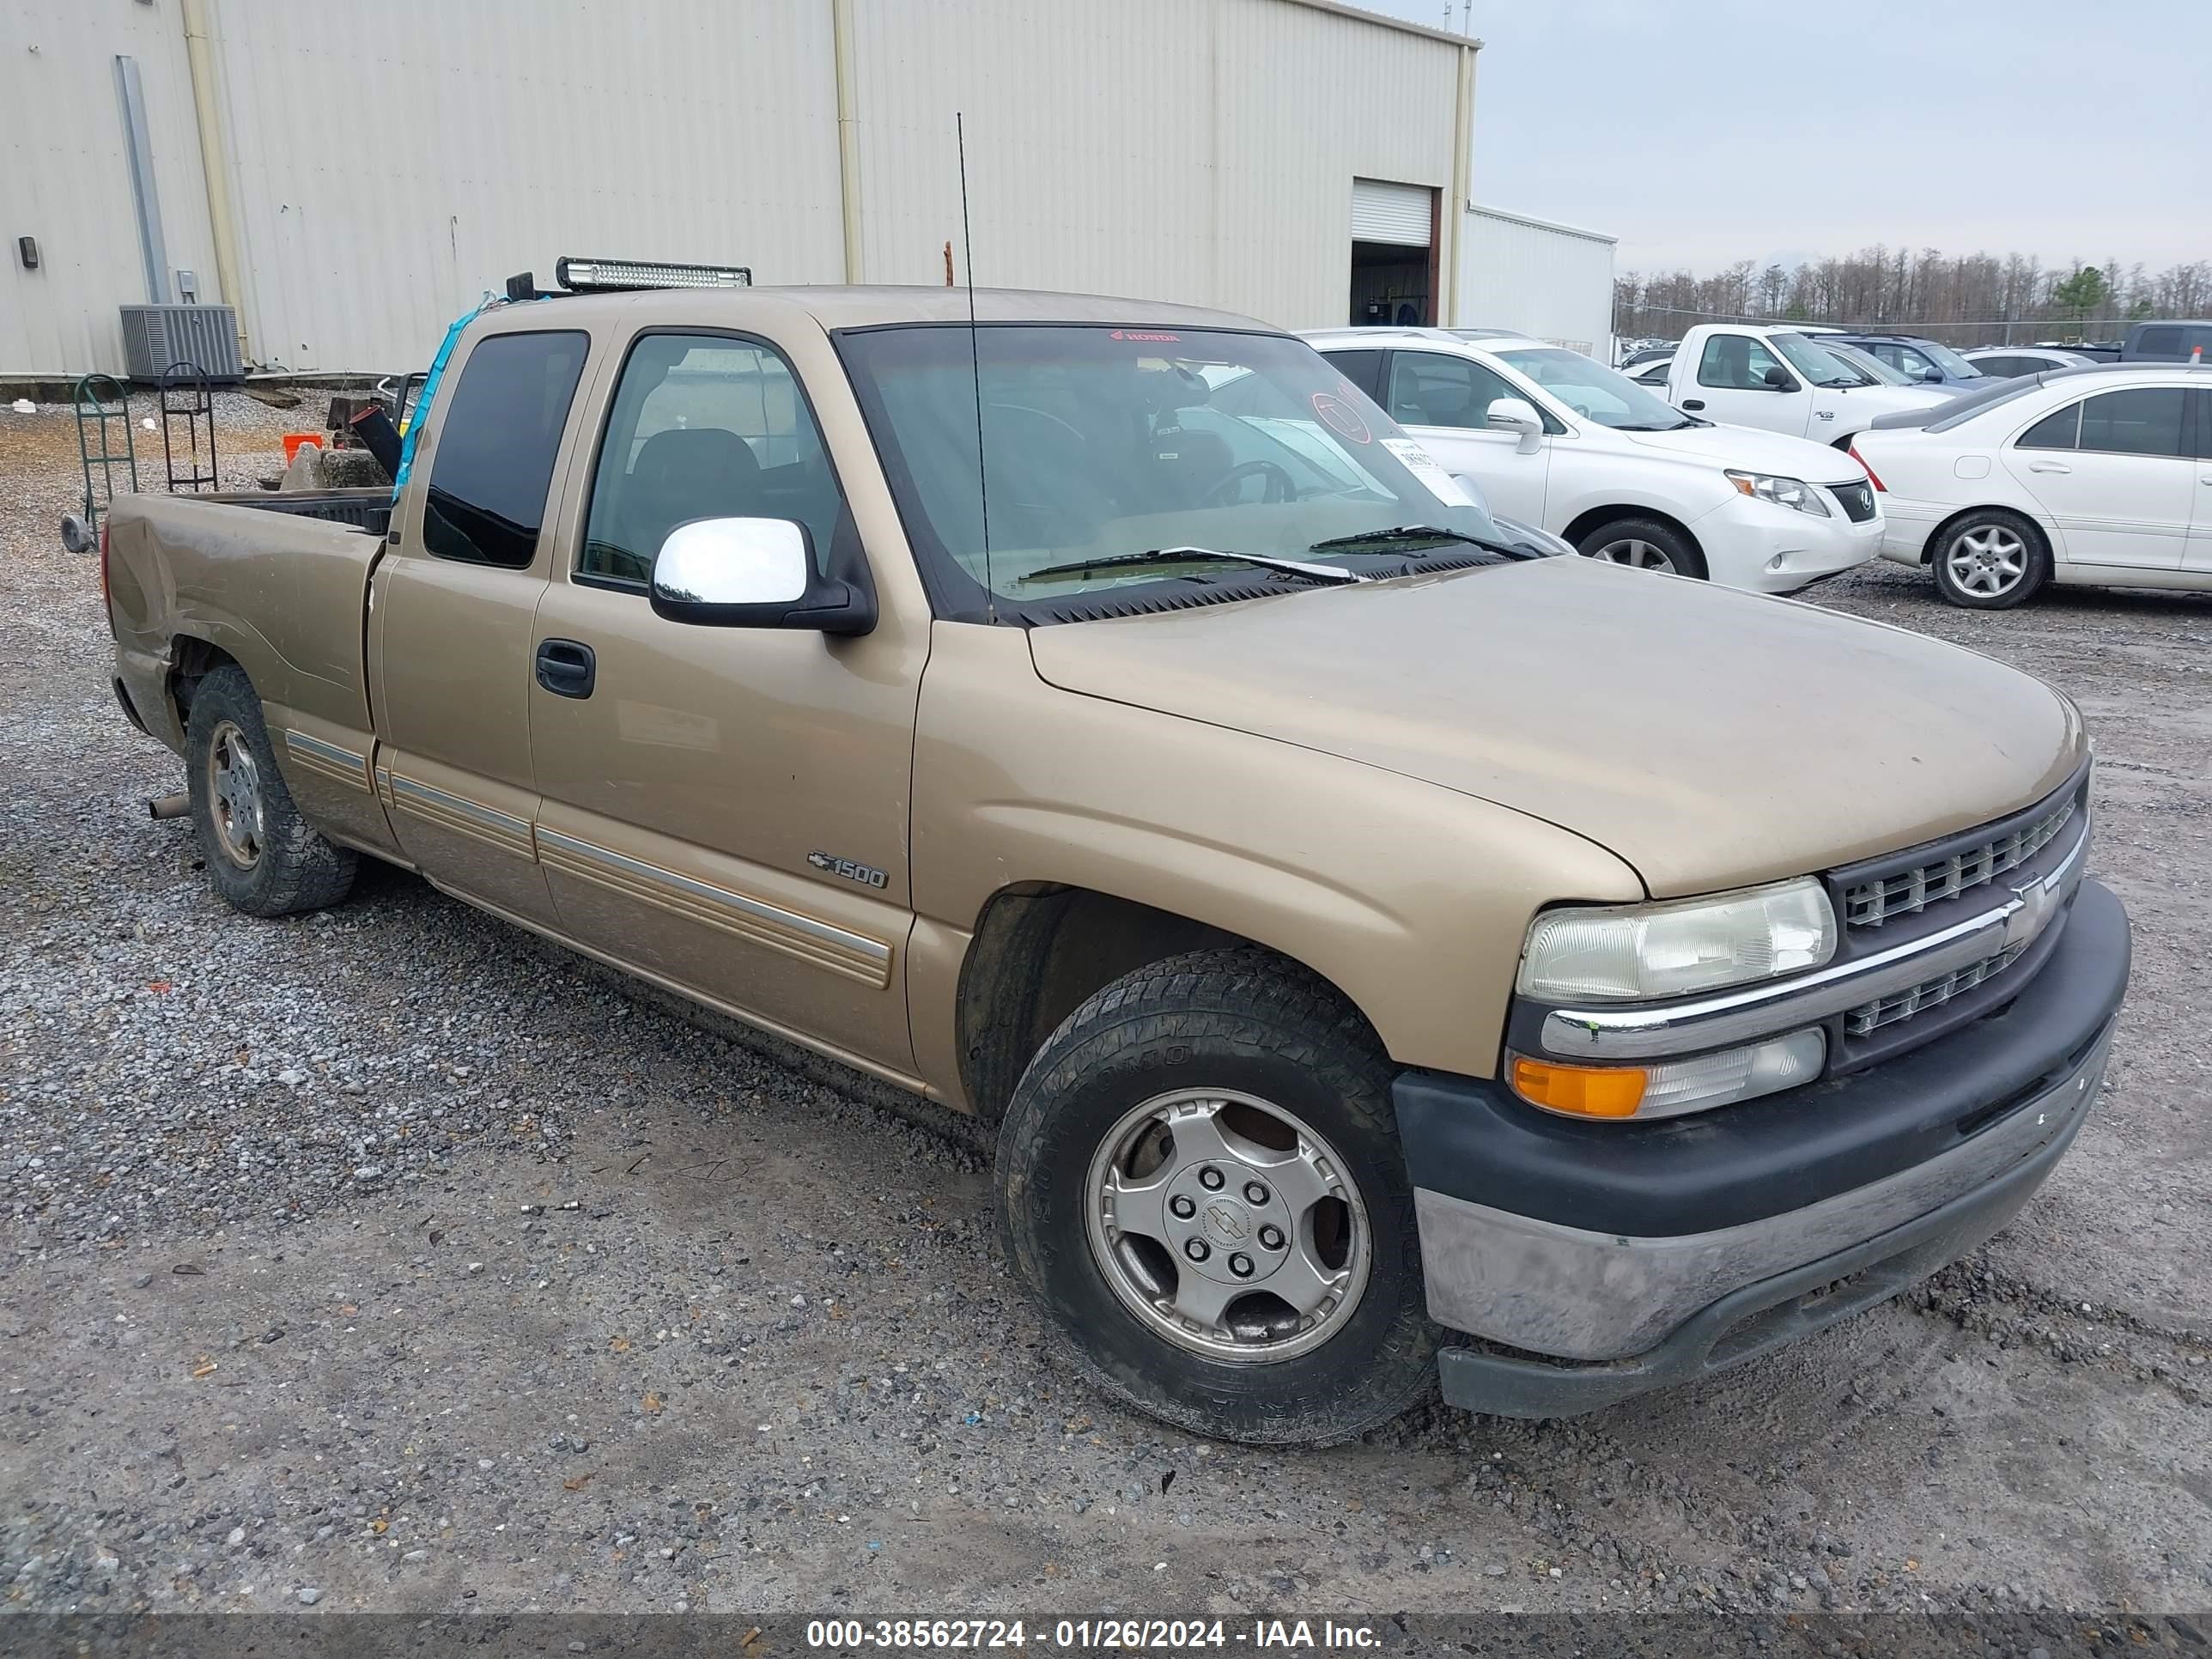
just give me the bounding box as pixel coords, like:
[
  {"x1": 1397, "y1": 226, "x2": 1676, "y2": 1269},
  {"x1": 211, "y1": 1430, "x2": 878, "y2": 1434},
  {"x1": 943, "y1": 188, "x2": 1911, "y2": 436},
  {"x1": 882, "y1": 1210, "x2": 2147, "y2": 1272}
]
[
  {"x1": 1681, "y1": 398, "x2": 1705, "y2": 410},
  {"x1": 2027, "y1": 461, "x2": 2071, "y2": 474},
  {"x1": 535, "y1": 638, "x2": 596, "y2": 699}
]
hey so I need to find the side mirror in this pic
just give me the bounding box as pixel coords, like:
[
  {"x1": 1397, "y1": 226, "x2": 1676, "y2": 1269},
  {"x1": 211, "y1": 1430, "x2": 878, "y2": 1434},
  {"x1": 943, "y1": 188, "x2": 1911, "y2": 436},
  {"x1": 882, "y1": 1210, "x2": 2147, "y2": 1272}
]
[
  {"x1": 1762, "y1": 365, "x2": 1800, "y2": 392},
  {"x1": 649, "y1": 517, "x2": 875, "y2": 635},
  {"x1": 1449, "y1": 473, "x2": 1492, "y2": 512},
  {"x1": 1485, "y1": 396, "x2": 1545, "y2": 453},
  {"x1": 1921, "y1": 366, "x2": 1944, "y2": 383}
]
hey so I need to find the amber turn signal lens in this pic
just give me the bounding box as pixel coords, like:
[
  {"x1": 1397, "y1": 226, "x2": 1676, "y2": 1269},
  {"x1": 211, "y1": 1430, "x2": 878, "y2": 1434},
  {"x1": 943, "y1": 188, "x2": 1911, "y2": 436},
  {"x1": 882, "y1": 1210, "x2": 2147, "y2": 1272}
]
[{"x1": 1510, "y1": 1055, "x2": 1648, "y2": 1119}]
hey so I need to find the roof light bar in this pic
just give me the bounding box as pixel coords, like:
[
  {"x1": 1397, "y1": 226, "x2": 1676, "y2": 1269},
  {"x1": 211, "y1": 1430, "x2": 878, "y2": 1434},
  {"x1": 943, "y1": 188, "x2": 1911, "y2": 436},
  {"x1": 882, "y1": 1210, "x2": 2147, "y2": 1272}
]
[{"x1": 555, "y1": 257, "x2": 751, "y2": 293}]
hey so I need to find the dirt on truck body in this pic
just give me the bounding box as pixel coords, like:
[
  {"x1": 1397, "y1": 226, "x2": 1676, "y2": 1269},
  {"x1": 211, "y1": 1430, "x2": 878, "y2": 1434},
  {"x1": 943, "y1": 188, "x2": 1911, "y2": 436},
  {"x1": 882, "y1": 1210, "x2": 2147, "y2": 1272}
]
[{"x1": 100, "y1": 281, "x2": 2129, "y2": 1445}]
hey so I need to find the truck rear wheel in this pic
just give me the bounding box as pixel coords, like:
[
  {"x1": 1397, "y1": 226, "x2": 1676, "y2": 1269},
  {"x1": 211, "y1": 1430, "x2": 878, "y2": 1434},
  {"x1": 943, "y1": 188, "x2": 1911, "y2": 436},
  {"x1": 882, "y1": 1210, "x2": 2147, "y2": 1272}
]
[
  {"x1": 994, "y1": 948, "x2": 1438, "y2": 1445},
  {"x1": 184, "y1": 665, "x2": 358, "y2": 917}
]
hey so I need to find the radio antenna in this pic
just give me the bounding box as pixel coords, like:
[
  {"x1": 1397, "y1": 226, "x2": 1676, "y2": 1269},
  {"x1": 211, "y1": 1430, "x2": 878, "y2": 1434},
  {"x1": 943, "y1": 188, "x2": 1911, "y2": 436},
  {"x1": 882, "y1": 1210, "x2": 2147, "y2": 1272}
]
[{"x1": 957, "y1": 112, "x2": 995, "y2": 621}]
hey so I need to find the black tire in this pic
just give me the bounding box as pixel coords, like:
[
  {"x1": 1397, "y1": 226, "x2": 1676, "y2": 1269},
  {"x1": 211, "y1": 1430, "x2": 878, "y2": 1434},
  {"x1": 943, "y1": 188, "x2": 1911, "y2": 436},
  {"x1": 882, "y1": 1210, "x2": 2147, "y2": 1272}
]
[
  {"x1": 1575, "y1": 515, "x2": 1708, "y2": 580},
  {"x1": 1929, "y1": 508, "x2": 2051, "y2": 610},
  {"x1": 994, "y1": 947, "x2": 1438, "y2": 1446},
  {"x1": 183, "y1": 664, "x2": 357, "y2": 917}
]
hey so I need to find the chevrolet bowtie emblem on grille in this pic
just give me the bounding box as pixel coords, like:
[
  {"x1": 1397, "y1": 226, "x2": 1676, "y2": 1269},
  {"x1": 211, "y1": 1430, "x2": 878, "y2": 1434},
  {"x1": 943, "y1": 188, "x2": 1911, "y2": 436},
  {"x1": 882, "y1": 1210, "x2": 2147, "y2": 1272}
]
[{"x1": 2002, "y1": 872, "x2": 2057, "y2": 952}]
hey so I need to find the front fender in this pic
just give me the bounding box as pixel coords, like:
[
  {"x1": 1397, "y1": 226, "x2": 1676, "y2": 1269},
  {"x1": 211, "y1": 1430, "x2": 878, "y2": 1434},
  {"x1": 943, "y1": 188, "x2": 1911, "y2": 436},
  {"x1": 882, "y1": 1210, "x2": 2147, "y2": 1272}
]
[{"x1": 909, "y1": 626, "x2": 1644, "y2": 1079}]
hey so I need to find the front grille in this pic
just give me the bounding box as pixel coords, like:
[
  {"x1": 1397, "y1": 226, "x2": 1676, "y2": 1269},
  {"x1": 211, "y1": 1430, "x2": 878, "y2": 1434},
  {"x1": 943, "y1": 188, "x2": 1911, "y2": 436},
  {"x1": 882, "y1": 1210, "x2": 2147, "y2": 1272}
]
[
  {"x1": 1826, "y1": 480, "x2": 1877, "y2": 523},
  {"x1": 1844, "y1": 941, "x2": 2027, "y2": 1036},
  {"x1": 1843, "y1": 798, "x2": 2075, "y2": 929}
]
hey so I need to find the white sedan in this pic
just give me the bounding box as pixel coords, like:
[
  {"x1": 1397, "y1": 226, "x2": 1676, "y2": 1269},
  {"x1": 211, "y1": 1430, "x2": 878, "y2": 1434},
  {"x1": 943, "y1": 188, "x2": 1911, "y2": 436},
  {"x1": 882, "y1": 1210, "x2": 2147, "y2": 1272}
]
[
  {"x1": 1301, "y1": 327, "x2": 1882, "y2": 592},
  {"x1": 1850, "y1": 363, "x2": 2212, "y2": 607}
]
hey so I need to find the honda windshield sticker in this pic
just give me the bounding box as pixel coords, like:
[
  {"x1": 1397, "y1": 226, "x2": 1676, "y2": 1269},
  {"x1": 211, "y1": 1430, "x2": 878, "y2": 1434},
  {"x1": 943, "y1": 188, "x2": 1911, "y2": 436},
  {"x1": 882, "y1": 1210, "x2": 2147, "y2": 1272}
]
[
  {"x1": 1382, "y1": 438, "x2": 1476, "y2": 507},
  {"x1": 1311, "y1": 389, "x2": 1372, "y2": 444},
  {"x1": 1110, "y1": 329, "x2": 1181, "y2": 343}
]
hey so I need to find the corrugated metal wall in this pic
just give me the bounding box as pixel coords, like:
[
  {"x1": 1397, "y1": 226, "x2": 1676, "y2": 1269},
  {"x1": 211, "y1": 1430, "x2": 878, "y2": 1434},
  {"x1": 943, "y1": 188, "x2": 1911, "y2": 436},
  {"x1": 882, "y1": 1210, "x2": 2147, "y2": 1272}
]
[
  {"x1": 1, "y1": 0, "x2": 217, "y2": 378},
  {"x1": 205, "y1": 0, "x2": 846, "y2": 374},
  {"x1": 849, "y1": 0, "x2": 1463, "y2": 331},
  {"x1": 1457, "y1": 205, "x2": 1617, "y2": 359},
  {"x1": 3, "y1": 0, "x2": 1470, "y2": 375}
]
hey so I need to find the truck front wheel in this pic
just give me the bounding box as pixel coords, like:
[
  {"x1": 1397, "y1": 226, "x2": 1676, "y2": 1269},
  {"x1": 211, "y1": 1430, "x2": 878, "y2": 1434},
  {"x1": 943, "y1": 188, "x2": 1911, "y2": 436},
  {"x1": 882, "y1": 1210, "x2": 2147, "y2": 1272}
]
[
  {"x1": 994, "y1": 949, "x2": 1438, "y2": 1445},
  {"x1": 184, "y1": 665, "x2": 358, "y2": 917}
]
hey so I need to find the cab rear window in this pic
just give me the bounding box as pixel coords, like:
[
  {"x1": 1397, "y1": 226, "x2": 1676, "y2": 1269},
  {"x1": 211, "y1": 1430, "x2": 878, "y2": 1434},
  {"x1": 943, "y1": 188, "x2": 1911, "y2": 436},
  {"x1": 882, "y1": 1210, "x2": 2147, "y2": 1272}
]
[{"x1": 422, "y1": 331, "x2": 590, "y2": 568}]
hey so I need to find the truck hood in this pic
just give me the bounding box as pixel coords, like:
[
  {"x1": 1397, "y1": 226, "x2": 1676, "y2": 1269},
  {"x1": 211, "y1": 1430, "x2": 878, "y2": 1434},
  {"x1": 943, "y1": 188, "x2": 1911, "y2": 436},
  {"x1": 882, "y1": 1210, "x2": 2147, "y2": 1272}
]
[
  {"x1": 1830, "y1": 384, "x2": 1959, "y2": 417},
  {"x1": 1616, "y1": 422, "x2": 1869, "y2": 479},
  {"x1": 1026, "y1": 557, "x2": 2082, "y2": 897}
]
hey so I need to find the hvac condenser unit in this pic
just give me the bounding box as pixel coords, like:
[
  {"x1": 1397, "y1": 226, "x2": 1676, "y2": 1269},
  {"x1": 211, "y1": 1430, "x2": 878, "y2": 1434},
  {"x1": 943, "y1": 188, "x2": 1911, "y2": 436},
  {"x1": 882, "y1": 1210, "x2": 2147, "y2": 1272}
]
[{"x1": 118, "y1": 304, "x2": 243, "y2": 381}]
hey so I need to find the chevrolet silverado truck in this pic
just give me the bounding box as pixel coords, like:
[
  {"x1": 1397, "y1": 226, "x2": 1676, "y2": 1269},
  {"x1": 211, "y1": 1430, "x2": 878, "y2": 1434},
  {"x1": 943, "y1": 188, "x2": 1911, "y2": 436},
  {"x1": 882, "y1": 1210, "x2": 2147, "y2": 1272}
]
[{"x1": 101, "y1": 276, "x2": 2130, "y2": 1444}]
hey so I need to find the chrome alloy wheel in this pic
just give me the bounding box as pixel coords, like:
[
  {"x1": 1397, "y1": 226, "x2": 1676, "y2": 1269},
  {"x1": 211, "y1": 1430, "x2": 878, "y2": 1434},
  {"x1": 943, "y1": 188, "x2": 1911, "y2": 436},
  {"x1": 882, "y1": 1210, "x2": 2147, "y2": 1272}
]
[
  {"x1": 1588, "y1": 537, "x2": 1677, "y2": 572},
  {"x1": 1085, "y1": 1089, "x2": 1370, "y2": 1363},
  {"x1": 1944, "y1": 525, "x2": 2028, "y2": 598},
  {"x1": 206, "y1": 719, "x2": 266, "y2": 868}
]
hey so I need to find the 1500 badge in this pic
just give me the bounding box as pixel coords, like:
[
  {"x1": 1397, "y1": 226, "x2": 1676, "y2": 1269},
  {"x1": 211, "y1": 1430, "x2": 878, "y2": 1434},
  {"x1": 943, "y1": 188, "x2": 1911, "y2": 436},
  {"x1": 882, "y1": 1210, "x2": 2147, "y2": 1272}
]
[{"x1": 808, "y1": 851, "x2": 889, "y2": 890}]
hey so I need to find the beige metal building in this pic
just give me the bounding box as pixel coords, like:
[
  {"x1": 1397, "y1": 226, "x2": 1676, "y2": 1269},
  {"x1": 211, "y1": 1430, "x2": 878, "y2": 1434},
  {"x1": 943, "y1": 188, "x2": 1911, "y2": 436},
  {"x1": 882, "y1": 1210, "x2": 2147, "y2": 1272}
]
[{"x1": 2, "y1": 0, "x2": 1479, "y2": 379}]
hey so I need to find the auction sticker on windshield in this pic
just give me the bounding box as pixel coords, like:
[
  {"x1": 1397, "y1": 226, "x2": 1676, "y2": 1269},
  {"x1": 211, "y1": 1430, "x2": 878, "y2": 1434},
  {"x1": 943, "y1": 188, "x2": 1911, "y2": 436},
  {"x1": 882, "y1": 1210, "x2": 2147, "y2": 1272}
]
[
  {"x1": 1381, "y1": 437, "x2": 1477, "y2": 507},
  {"x1": 1310, "y1": 390, "x2": 1371, "y2": 443}
]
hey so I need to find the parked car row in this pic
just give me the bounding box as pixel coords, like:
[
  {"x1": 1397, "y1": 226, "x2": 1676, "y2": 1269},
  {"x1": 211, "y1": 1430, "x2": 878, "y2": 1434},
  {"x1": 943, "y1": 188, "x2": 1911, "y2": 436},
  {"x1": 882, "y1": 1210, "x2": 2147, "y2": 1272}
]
[
  {"x1": 1304, "y1": 327, "x2": 1881, "y2": 589},
  {"x1": 95, "y1": 273, "x2": 2130, "y2": 1443}
]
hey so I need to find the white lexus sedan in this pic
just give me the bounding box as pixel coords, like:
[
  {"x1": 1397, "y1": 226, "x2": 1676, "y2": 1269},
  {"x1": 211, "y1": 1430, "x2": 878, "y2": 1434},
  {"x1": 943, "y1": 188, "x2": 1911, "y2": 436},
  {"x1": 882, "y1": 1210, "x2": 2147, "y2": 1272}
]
[{"x1": 1850, "y1": 363, "x2": 2212, "y2": 608}]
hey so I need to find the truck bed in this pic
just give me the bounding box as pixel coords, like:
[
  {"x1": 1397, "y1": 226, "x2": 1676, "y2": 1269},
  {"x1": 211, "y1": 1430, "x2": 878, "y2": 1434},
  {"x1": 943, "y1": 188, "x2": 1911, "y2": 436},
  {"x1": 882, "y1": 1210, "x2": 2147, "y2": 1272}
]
[{"x1": 104, "y1": 489, "x2": 387, "y2": 757}]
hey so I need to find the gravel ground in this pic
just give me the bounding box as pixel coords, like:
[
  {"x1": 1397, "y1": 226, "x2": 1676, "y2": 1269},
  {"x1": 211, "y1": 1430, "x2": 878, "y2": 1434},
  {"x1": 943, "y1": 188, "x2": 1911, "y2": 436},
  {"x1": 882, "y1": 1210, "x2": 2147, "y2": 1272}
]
[{"x1": 3, "y1": 397, "x2": 2209, "y2": 1631}]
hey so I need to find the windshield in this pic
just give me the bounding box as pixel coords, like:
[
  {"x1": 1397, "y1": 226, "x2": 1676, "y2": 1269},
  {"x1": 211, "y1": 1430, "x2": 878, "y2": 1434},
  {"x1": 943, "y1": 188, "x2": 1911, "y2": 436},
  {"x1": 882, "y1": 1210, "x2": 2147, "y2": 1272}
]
[
  {"x1": 1906, "y1": 338, "x2": 1980, "y2": 378},
  {"x1": 1492, "y1": 346, "x2": 1691, "y2": 430},
  {"x1": 1771, "y1": 332, "x2": 1870, "y2": 388},
  {"x1": 1821, "y1": 342, "x2": 1911, "y2": 386},
  {"x1": 836, "y1": 325, "x2": 1509, "y2": 617}
]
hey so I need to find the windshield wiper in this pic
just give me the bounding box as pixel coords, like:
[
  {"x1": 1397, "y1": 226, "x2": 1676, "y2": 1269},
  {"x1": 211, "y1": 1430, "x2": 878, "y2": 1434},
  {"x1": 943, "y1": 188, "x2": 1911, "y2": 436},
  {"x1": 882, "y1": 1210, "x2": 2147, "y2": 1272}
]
[
  {"x1": 1016, "y1": 544, "x2": 1364, "y2": 587},
  {"x1": 1307, "y1": 525, "x2": 1545, "y2": 562}
]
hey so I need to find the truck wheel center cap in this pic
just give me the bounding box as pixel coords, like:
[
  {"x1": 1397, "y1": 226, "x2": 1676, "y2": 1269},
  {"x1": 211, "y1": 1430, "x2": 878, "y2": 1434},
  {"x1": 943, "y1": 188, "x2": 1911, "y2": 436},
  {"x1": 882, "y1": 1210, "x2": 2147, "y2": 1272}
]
[{"x1": 1201, "y1": 1199, "x2": 1249, "y2": 1244}]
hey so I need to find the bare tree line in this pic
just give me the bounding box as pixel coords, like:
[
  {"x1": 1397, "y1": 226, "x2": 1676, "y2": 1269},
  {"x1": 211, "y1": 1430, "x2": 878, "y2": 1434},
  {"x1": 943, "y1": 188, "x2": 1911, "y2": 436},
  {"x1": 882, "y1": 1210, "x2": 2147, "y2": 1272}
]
[{"x1": 1613, "y1": 247, "x2": 2212, "y2": 346}]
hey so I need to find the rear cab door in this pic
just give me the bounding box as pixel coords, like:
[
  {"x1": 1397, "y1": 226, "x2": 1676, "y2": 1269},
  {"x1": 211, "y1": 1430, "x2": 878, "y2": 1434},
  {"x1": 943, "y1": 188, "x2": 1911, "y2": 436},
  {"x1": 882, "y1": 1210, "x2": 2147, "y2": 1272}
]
[
  {"x1": 525, "y1": 297, "x2": 930, "y2": 1077},
  {"x1": 368, "y1": 321, "x2": 599, "y2": 925}
]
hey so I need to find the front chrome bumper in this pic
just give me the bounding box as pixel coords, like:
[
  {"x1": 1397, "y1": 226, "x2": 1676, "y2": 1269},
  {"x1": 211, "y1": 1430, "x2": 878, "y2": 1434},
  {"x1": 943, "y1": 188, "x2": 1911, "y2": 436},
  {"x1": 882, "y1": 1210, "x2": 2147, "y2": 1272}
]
[{"x1": 1415, "y1": 1019, "x2": 2109, "y2": 1367}]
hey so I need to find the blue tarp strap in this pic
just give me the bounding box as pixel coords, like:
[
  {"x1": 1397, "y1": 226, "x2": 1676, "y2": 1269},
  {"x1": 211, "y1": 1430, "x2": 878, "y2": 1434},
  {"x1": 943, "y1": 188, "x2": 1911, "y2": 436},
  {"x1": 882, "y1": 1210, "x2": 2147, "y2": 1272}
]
[{"x1": 392, "y1": 295, "x2": 497, "y2": 499}]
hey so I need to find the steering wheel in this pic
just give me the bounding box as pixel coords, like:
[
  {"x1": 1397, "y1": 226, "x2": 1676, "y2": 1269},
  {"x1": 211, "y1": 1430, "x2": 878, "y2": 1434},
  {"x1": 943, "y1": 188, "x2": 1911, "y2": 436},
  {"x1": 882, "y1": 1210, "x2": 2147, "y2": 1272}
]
[{"x1": 1200, "y1": 459, "x2": 1297, "y2": 507}]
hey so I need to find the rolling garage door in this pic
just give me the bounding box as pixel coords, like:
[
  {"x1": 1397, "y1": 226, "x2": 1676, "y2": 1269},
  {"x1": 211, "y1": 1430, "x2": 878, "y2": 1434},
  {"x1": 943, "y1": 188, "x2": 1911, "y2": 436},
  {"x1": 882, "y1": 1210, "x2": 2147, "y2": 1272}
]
[{"x1": 1350, "y1": 179, "x2": 1433, "y2": 247}]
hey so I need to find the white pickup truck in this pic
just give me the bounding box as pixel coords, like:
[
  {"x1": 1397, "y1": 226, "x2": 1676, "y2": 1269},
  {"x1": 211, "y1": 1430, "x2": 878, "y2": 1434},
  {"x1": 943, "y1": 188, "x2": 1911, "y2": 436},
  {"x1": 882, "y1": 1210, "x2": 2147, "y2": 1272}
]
[{"x1": 1664, "y1": 323, "x2": 1954, "y2": 448}]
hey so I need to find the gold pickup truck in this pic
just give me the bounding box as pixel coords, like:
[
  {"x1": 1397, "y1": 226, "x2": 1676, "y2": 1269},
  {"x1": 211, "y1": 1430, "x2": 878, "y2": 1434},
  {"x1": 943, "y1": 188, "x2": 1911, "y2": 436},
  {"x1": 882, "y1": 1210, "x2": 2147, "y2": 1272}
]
[{"x1": 101, "y1": 283, "x2": 2130, "y2": 1444}]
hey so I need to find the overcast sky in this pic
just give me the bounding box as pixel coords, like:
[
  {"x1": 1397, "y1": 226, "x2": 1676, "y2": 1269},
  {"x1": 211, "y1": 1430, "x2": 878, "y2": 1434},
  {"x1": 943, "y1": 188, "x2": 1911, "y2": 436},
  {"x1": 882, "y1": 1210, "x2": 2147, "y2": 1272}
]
[{"x1": 1355, "y1": 0, "x2": 2209, "y2": 277}]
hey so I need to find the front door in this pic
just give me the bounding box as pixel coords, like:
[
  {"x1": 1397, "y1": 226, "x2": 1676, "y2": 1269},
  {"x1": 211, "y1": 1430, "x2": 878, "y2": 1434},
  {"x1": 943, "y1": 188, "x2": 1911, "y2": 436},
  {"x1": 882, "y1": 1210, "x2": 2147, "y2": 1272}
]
[
  {"x1": 1376, "y1": 349, "x2": 1552, "y2": 525},
  {"x1": 527, "y1": 327, "x2": 925, "y2": 1074},
  {"x1": 2003, "y1": 386, "x2": 2195, "y2": 570},
  {"x1": 1683, "y1": 331, "x2": 1814, "y2": 438},
  {"x1": 368, "y1": 326, "x2": 594, "y2": 926}
]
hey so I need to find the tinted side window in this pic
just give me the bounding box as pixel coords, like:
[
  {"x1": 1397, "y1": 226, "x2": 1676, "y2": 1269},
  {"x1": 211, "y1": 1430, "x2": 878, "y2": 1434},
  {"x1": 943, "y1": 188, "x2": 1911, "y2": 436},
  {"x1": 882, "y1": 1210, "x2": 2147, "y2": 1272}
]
[
  {"x1": 1323, "y1": 349, "x2": 1385, "y2": 400},
  {"x1": 1386, "y1": 351, "x2": 1523, "y2": 429},
  {"x1": 2077, "y1": 387, "x2": 2187, "y2": 457},
  {"x1": 1975, "y1": 356, "x2": 2031, "y2": 378},
  {"x1": 581, "y1": 333, "x2": 844, "y2": 586},
  {"x1": 1697, "y1": 334, "x2": 1784, "y2": 391},
  {"x1": 2135, "y1": 325, "x2": 2181, "y2": 356},
  {"x1": 2016, "y1": 402, "x2": 2081, "y2": 449},
  {"x1": 422, "y1": 331, "x2": 590, "y2": 568}
]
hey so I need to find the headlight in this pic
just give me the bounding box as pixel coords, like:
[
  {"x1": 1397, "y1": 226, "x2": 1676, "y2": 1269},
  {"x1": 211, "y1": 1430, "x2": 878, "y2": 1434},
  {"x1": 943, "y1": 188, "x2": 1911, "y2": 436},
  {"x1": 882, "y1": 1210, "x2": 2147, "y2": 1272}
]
[
  {"x1": 1725, "y1": 470, "x2": 1831, "y2": 517},
  {"x1": 1510, "y1": 1028, "x2": 1826, "y2": 1121},
  {"x1": 1516, "y1": 878, "x2": 1836, "y2": 1002}
]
